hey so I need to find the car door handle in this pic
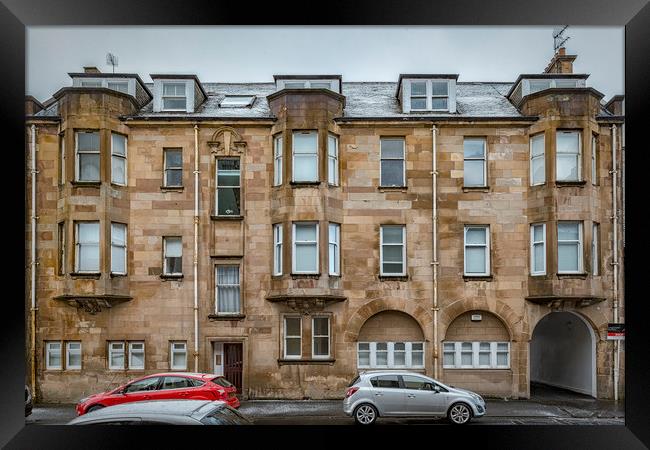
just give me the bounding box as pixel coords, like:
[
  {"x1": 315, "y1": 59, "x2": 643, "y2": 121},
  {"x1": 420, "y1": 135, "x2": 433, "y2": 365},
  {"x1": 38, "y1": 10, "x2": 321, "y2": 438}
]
[
  {"x1": 374, "y1": 392, "x2": 383, "y2": 397},
  {"x1": 407, "y1": 394, "x2": 416, "y2": 398},
  {"x1": 143, "y1": 395, "x2": 151, "y2": 400},
  {"x1": 180, "y1": 392, "x2": 189, "y2": 397}
]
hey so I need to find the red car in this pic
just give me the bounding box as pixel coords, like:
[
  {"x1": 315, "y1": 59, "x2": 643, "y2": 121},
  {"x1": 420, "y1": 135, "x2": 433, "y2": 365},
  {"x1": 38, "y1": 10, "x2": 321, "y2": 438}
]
[{"x1": 75, "y1": 373, "x2": 239, "y2": 416}]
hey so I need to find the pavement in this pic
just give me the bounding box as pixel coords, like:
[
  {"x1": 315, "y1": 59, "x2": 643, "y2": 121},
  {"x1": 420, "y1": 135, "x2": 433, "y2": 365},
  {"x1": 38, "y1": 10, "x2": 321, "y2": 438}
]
[{"x1": 25, "y1": 385, "x2": 624, "y2": 426}]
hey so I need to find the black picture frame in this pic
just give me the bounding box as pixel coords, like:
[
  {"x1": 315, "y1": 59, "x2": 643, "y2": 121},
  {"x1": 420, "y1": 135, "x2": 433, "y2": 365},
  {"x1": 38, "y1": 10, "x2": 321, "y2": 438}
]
[{"x1": 2, "y1": 0, "x2": 649, "y2": 448}]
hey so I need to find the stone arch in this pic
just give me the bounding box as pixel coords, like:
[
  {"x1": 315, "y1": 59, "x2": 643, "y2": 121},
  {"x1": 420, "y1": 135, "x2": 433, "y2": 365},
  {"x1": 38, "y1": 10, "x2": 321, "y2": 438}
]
[
  {"x1": 344, "y1": 298, "x2": 432, "y2": 343},
  {"x1": 439, "y1": 297, "x2": 521, "y2": 343},
  {"x1": 208, "y1": 126, "x2": 247, "y2": 155},
  {"x1": 444, "y1": 310, "x2": 511, "y2": 342},
  {"x1": 358, "y1": 310, "x2": 425, "y2": 342},
  {"x1": 528, "y1": 308, "x2": 605, "y2": 342}
]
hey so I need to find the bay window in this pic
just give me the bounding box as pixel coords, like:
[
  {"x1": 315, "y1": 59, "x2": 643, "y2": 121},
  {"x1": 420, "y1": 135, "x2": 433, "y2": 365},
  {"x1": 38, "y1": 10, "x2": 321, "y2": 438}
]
[
  {"x1": 530, "y1": 133, "x2": 545, "y2": 185},
  {"x1": 530, "y1": 223, "x2": 546, "y2": 275},
  {"x1": 273, "y1": 224, "x2": 283, "y2": 276},
  {"x1": 292, "y1": 131, "x2": 318, "y2": 182},
  {"x1": 292, "y1": 223, "x2": 319, "y2": 274},
  {"x1": 111, "y1": 133, "x2": 127, "y2": 185},
  {"x1": 75, "y1": 222, "x2": 100, "y2": 273},
  {"x1": 328, "y1": 223, "x2": 340, "y2": 276},
  {"x1": 328, "y1": 134, "x2": 339, "y2": 185},
  {"x1": 557, "y1": 221, "x2": 583, "y2": 273},
  {"x1": 556, "y1": 130, "x2": 581, "y2": 182},
  {"x1": 75, "y1": 131, "x2": 100, "y2": 182},
  {"x1": 110, "y1": 223, "x2": 127, "y2": 275},
  {"x1": 273, "y1": 134, "x2": 283, "y2": 186}
]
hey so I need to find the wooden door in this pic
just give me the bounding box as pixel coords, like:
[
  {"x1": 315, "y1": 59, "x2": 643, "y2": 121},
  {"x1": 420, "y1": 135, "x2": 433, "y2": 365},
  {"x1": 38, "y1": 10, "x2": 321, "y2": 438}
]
[{"x1": 223, "y1": 343, "x2": 243, "y2": 394}]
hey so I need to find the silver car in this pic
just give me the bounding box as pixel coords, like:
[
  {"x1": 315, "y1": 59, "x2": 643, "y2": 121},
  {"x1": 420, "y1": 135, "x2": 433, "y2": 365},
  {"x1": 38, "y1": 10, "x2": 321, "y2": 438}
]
[{"x1": 343, "y1": 371, "x2": 486, "y2": 425}]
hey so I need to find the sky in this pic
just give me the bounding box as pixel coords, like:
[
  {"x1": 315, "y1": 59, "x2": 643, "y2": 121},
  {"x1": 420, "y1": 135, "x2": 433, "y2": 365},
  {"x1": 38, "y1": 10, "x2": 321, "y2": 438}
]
[{"x1": 26, "y1": 26, "x2": 624, "y2": 102}]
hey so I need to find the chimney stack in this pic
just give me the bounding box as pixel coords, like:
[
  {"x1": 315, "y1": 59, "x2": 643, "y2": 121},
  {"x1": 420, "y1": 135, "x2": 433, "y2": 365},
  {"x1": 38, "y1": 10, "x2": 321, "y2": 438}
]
[
  {"x1": 544, "y1": 47, "x2": 577, "y2": 74},
  {"x1": 83, "y1": 66, "x2": 101, "y2": 74}
]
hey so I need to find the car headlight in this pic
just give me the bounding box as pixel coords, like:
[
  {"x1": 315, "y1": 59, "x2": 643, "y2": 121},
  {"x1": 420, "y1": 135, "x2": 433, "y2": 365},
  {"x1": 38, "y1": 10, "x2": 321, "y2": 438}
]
[{"x1": 470, "y1": 393, "x2": 483, "y2": 404}]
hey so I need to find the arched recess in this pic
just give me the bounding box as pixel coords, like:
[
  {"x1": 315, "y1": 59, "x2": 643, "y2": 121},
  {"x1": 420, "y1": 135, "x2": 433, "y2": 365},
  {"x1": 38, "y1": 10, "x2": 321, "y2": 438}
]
[
  {"x1": 439, "y1": 298, "x2": 521, "y2": 343},
  {"x1": 529, "y1": 311, "x2": 597, "y2": 398}
]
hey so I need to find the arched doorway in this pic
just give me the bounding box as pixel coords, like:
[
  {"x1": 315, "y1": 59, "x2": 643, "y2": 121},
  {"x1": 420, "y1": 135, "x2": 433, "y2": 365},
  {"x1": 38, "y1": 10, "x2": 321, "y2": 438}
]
[
  {"x1": 356, "y1": 310, "x2": 425, "y2": 370},
  {"x1": 530, "y1": 311, "x2": 597, "y2": 397}
]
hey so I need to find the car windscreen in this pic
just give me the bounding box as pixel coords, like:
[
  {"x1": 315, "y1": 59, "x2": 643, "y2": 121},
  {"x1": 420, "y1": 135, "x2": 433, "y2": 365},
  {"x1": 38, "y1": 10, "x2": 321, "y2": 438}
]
[
  {"x1": 347, "y1": 375, "x2": 360, "y2": 387},
  {"x1": 210, "y1": 377, "x2": 234, "y2": 388},
  {"x1": 200, "y1": 407, "x2": 250, "y2": 425}
]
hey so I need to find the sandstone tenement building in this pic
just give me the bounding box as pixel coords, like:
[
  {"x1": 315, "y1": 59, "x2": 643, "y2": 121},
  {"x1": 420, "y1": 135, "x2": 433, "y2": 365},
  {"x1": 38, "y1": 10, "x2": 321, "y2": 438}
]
[{"x1": 25, "y1": 49, "x2": 625, "y2": 402}]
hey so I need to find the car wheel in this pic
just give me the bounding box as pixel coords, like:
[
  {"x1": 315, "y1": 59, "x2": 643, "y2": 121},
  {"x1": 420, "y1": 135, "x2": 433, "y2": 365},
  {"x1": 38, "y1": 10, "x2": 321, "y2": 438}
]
[
  {"x1": 354, "y1": 404, "x2": 378, "y2": 425},
  {"x1": 86, "y1": 405, "x2": 105, "y2": 413},
  {"x1": 448, "y1": 402, "x2": 472, "y2": 425}
]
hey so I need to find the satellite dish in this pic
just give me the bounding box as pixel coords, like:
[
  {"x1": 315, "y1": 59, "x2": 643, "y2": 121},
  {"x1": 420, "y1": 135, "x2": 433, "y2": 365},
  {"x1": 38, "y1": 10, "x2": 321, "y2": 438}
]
[{"x1": 106, "y1": 53, "x2": 119, "y2": 73}]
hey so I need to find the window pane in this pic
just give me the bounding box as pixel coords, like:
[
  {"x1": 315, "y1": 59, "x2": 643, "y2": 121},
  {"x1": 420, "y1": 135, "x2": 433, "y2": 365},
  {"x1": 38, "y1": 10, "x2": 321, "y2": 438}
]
[
  {"x1": 358, "y1": 351, "x2": 370, "y2": 366},
  {"x1": 286, "y1": 317, "x2": 300, "y2": 336},
  {"x1": 461, "y1": 353, "x2": 472, "y2": 365},
  {"x1": 163, "y1": 98, "x2": 186, "y2": 110},
  {"x1": 394, "y1": 351, "x2": 405, "y2": 366},
  {"x1": 382, "y1": 226, "x2": 403, "y2": 244},
  {"x1": 311, "y1": 82, "x2": 331, "y2": 89},
  {"x1": 314, "y1": 337, "x2": 329, "y2": 356},
  {"x1": 380, "y1": 139, "x2": 404, "y2": 158},
  {"x1": 295, "y1": 244, "x2": 317, "y2": 272},
  {"x1": 172, "y1": 351, "x2": 187, "y2": 369},
  {"x1": 432, "y1": 81, "x2": 448, "y2": 96},
  {"x1": 380, "y1": 160, "x2": 404, "y2": 186},
  {"x1": 411, "y1": 343, "x2": 423, "y2": 351},
  {"x1": 112, "y1": 134, "x2": 126, "y2": 156},
  {"x1": 286, "y1": 338, "x2": 301, "y2": 356},
  {"x1": 464, "y1": 160, "x2": 485, "y2": 186},
  {"x1": 533, "y1": 225, "x2": 544, "y2": 242},
  {"x1": 328, "y1": 135, "x2": 338, "y2": 157},
  {"x1": 112, "y1": 157, "x2": 126, "y2": 184},
  {"x1": 78, "y1": 222, "x2": 99, "y2": 242},
  {"x1": 557, "y1": 154, "x2": 579, "y2": 181},
  {"x1": 220, "y1": 96, "x2": 254, "y2": 106},
  {"x1": 166, "y1": 169, "x2": 182, "y2": 186},
  {"x1": 78, "y1": 132, "x2": 99, "y2": 151},
  {"x1": 295, "y1": 224, "x2": 317, "y2": 241},
  {"x1": 328, "y1": 157, "x2": 337, "y2": 184},
  {"x1": 293, "y1": 132, "x2": 317, "y2": 154},
  {"x1": 532, "y1": 157, "x2": 545, "y2": 184},
  {"x1": 479, "y1": 352, "x2": 490, "y2": 365},
  {"x1": 112, "y1": 224, "x2": 126, "y2": 246},
  {"x1": 431, "y1": 98, "x2": 448, "y2": 110},
  {"x1": 376, "y1": 351, "x2": 388, "y2": 366},
  {"x1": 465, "y1": 228, "x2": 486, "y2": 245},
  {"x1": 466, "y1": 247, "x2": 486, "y2": 273},
  {"x1": 163, "y1": 83, "x2": 185, "y2": 96},
  {"x1": 529, "y1": 80, "x2": 551, "y2": 93},
  {"x1": 111, "y1": 246, "x2": 126, "y2": 273},
  {"x1": 285, "y1": 82, "x2": 305, "y2": 88},
  {"x1": 79, "y1": 154, "x2": 100, "y2": 181},
  {"x1": 411, "y1": 351, "x2": 423, "y2": 366},
  {"x1": 534, "y1": 244, "x2": 544, "y2": 272},
  {"x1": 293, "y1": 154, "x2": 318, "y2": 181},
  {"x1": 111, "y1": 352, "x2": 124, "y2": 369},
  {"x1": 313, "y1": 318, "x2": 328, "y2": 335},
  {"x1": 165, "y1": 150, "x2": 182, "y2": 167},
  {"x1": 165, "y1": 238, "x2": 182, "y2": 257},
  {"x1": 217, "y1": 188, "x2": 240, "y2": 215},
  {"x1": 108, "y1": 82, "x2": 129, "y2": 93},
  {"x1": 531, "y1": 134, "x2": 545, "y2": 157},
  {"x1": 557, "y1": 132, "x2": 580, "y2": 154},
  {"x1": 410, "y1": 98, "x2": 426, "y2": 109},
  {"x1": 382, "y1": 245, "x2": 403, "y2": 263},
  {"x1": 497, "y1": 352, "x2": 508, "y2": 366},
  {"x1": 374, "y1": 376, "x2": 399, "y2": 388},
  {"x1": 464, "y1": 139, "x2": 485, "y2": 158},
  {"x1": 443, "y1": 352, "x2": 455, "y2": 366},
  {"x1": 411, "y1": 82, "x2": 426, "y2": 96},
  {"x1": 558, "y1": 223, "x2": 579, "y2": 241},
  {"x1": 217, "y1": 159, "x2": 240, "y2": 186},
  {"x1": 382, "y1": 262, "x2": 404, "y2": 274},
  {"x1": 558, "y1": 243, "x2": 579, "y2": 272}
]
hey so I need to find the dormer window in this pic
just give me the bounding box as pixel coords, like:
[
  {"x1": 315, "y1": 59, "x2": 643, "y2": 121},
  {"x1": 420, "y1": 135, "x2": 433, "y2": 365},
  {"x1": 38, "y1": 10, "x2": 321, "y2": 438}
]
[
  {"x1": 431, "y1": 81, "x2": 449, "y2": 110},
  {"x1": 397, "y1": 75, "x2": 457, "y2": 113},
  {"x1": 162, "y1": 82, "x2": 187, "y2": 111},
  {"x1": 410, "y1": 82, "x2": 427, "y2": 110},
  {"x1": 219, "y1": 95, "x2": 255, "y2": 108},
  {"x1": 274, "y1": 76, "x2": 341, "y2": 93},
  {"x1": 284, "y1": 80, "x2": 331, "y2": 90},
  {"x1": 507, "y1": 75, "x2": 587, "y2": 105},
  {"x1": 80, "y1": 80, "x2": 102, "y2": 88},
  {"x1": 107, "y1": 81, "x2": 129, "y2": 94},
  {"x1": 68, "y1": 72, "x2": 152, "y2": 107}
]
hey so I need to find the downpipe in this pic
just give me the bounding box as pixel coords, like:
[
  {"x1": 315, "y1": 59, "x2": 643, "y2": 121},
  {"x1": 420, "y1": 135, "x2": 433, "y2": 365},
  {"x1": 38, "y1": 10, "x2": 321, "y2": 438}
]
[
  {"x1": 194, "y1": 124, "x2": 200, "y2": 372},
  {"x1": 431, "y1": 125, "x2": 439, "y2": 379},
  {"x1": 30, "y1": 124, "x2": 38, "y2": 401},
  {"x1": 611, "y1": 124, "x2": 620, "y2": 402}
]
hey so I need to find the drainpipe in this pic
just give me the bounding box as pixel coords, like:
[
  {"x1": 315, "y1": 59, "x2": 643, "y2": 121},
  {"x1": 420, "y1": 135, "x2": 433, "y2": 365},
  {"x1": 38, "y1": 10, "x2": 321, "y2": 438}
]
[
  {"x1": 193, "y1": 124, "x2": 200, "y2": 372},
  {"x1": 611, "y1": 124, "x2": 620, "y2": 402},
  {"x1": 431, "y1": 125, "x2": 439, "y2": 380},
  {"x1": 30, "y1": 124, "x2": 38, "y2": 400}
]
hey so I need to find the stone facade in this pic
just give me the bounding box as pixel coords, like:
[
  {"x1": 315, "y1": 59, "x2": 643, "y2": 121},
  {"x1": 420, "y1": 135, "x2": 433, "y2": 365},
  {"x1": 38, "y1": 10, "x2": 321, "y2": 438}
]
[{"x1": 25, "y1": 50, "x2": 624, "y2": 402}]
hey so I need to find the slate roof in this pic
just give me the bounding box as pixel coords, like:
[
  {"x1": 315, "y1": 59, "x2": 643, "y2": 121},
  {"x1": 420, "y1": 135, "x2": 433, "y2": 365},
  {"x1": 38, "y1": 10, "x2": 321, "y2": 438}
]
[{"x1": 32, "y1": 80, "x2": 617, "y2": 120}]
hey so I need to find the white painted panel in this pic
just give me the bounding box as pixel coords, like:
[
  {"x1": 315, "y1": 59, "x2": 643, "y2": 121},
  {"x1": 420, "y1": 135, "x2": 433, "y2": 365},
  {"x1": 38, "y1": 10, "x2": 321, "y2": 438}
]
[{"x1": 212, "y1": 342, "x2": 224, "y2": 376}]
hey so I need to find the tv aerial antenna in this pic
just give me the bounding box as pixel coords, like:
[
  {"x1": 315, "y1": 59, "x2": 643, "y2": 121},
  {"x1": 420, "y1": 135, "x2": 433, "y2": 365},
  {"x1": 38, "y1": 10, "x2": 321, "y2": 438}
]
[
  {"x1": 106, "y1": 52, "x2": 119, "y2": 73},
  {"x1": 552, "y1": 26, "x2": 570, "y2": 52}
]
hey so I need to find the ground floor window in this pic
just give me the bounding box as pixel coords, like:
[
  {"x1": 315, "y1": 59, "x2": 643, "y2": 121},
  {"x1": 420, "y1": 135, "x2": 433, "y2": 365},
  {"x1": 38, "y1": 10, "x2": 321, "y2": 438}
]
[
  {"x1": 109, "y1": 341, "x2": 145, "y2": 370},
  {"x1": 443, "y1": 341, "x2": 510, "y2": 369},
  {"x1": 170, "y1": 342, "x2": 187, "y2": 370},
  {"x1": 357, "y1": 342, "x2": 424, "y2": 369}
]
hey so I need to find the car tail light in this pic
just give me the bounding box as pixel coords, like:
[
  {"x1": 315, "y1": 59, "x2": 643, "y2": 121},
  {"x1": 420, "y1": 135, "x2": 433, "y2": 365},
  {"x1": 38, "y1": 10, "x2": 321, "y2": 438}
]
[{"x1": 345, "y1": 387, "x2": 359, "y2": 398}]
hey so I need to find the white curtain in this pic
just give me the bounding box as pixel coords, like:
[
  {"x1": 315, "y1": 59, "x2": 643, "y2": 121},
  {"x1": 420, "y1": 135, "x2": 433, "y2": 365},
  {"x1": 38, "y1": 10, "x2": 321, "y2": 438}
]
[{"x1": 217, "y1": 266, "x2": 240, "y2": 313}]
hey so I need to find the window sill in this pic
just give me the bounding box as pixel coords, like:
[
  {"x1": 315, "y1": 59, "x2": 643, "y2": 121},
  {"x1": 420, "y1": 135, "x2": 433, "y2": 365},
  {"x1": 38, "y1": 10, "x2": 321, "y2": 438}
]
[
  {"x1": 69, "y1": 272, "x2": 101, "y2": 280},
  {"x1": 160, "y1": 186, "x2": 184, "y2": 192},
  {"x1": 160, "y1": 274, "x2": 184, "y2": 281},
  {"x1": 555, "y1": 180, "x2": 587, "y2": 187},
  {"x1": 463, "y1": 275, "x2": 493, "y2": 282},
  {"x1": 109, "y1": 272, "x2": 127, "y2": 278},
  {"x1": 71, "y1": 181, "x2": 101, "y2": 188},
  {"x1": 327, "y1": 183, "x2": 340, "y2": 188},
  {"x1": 290, "y1": 181, "x2": 321, "y2": 188},
  {"x1": 378, "y1": 186, "x2": 407, "y2": 192},
  {"x1": 556, "y1": 273, "x2": 588, "y2": 280},
  {"x1": 291, "y1": 273, "x2": 321, "y2": 280},
  {"x1": 208, "y1": 314, "x2": 246, "y2": 321},
  {"x1": 210, "y1": 215, "x2": 244, "y2": 221},
  {"x1": 462, "y1": 186, "x2": 490, "y2": 193},
  {"x1": 110, "y1": 183, "x2": 127, "y2": 189},
  {"x1": 278, "y1": 358, "x2": 335, "y2": 365},
  {"x1": 379, "y1": 275, "x2": 409, "y2": 281}
]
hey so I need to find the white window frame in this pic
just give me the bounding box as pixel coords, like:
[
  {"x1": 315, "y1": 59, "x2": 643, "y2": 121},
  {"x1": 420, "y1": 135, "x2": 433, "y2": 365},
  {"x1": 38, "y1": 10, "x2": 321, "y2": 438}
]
[
  {"x1": 163, "y1": 148, "x2": 183, "y2": 187},
  {"x1": 161, "y1": 82, "x2": 187, "y2": 111},
  {"x1": 557, "y1": 221, "x2": 583, "y2": 274},
  {"x1": 75, "y1": 130, "x2": 100, "y2": 182},
  {"x1": 409, "y1": 81, "x2": 427, "y2": 111},
  {"x1": 292, "y1": 222, "x2": 319, "y2": 274},
  {"x1": 592, "y1": 134, "x2": 598, "y2": 185},
  {"x1": 380, "y1": 225, "x2": 406, "y2": 276},
  {"x1": 442, "y1": 341, "x2": 511, "y2": 369},
  {"x1": 107, "y1": 81, "x2": 129, "y2": 93},
  {"x1": 108, "y1": 342, "x2": 125, "y2": 370},
  {"x1": 530, "y1": 133, "x2": 546, "y2": 186},
  {"x1": 556, "y1": 130, "x2": 582, "y2": 182},
  {"x1": 592, "y1": 223, "x2": 600, "y2": 276},
  {"x1": 328, "y1": 223, "x2": 340, "y2": 276},
  {"x1": 110, "y1": 223, "x2": 127, "y2": 275},
  {"x1": 273, "y1": 134, "x2": 283, "y2": 186},
  {"x1": 45, "y1": 342, "x2": 62, "y2": 370},
  {"x1": 170, "y1": 342, "x2": 187, "y2": 370},
  {"x1": 163, "y1": 236, "x2": 183, "y2": 275},
  {"x1": 379, "y1": 138, "x2": 406, "y2": 187},
  {"x1": 215, "y1": 264, "x2": 241, "y2": 315},
  {"x1": 463, "y1": 137, "x2": 487, "y2": 187},
  {"x1": 284, "y1": 316, "x2": 302, "y2": 359},
  {"x1": 128, "y1": 342, "x2": 145, "y2": 370},
  {"x1": 66, "y1": 341, "x2": 82, "y2": 370},
  {"x1": 408, "y1": 79, "x2": 450, "y2": 111},
  {"x1": 312, "y1": 316, "x2": 331, "y2": 359},
  {"x1": 273, "y1": 224, "x2": 283, "y2": 276},
  {"x1": 463, "y1": 225, "x2": 490, "y2": 276},
  {"x1": 281, "y1": 80, "x2": 334, "y2": 90},
  {"x1": 75, "y1": 221, "x2": 100, "y2": 273},
  {"x1": 356, "y1": 342, "x2": 426, "y2": 369},
  {"x1": 110, "y1": 133, "x2": 127, "y2": 186},
  {"x1": 327, "y1": 134, "x2": 339, "y2": 186},
  {"x1": 292, "y1": 130, "x2": 319, "y2": 183},
  {"x1": 530, "y1": 223, "x2": 546, "y2": 276},
  {"x1": 215, "y1": 157, "x2": 241, "y2": 216}
]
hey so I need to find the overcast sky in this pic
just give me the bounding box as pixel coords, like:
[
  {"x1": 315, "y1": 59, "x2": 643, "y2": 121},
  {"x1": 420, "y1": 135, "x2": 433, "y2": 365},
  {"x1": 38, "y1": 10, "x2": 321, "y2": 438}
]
[{"x1": 26, "y1": 26, "x2": 624, "y2": 101}]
